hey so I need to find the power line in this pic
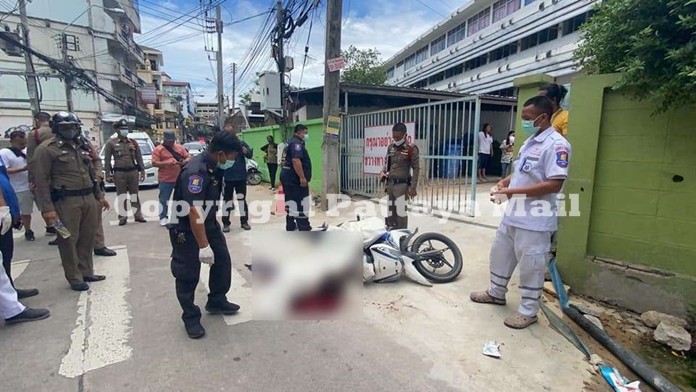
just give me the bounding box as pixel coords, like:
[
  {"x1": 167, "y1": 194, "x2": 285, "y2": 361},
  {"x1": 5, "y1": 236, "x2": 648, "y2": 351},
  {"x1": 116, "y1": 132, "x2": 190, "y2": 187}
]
[{"x1": 413, "y1": 0, "x2": 448, "y2": 18}]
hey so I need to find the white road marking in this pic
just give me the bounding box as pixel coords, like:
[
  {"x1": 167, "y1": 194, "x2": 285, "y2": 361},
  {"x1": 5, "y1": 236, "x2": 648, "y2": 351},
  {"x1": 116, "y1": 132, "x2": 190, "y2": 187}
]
[
  {"x1": 59, "y1": 246, "x2": 133, "y2": 378},
  {"x1": 10, "y1": 259, "x2": 30, "y2": 280}
]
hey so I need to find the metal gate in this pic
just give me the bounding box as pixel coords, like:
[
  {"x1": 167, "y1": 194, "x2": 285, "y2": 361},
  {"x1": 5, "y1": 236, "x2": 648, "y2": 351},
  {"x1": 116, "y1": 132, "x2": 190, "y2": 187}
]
[{"x1": 340, "y1": 96, "x2": 483, "y2": 217}]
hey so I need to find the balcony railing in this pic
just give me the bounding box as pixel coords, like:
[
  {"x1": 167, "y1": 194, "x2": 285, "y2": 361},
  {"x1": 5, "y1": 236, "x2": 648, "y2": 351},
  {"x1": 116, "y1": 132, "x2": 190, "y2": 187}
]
[{"x1": 113, "y1": 23, "x2": 145, "y2": 64}]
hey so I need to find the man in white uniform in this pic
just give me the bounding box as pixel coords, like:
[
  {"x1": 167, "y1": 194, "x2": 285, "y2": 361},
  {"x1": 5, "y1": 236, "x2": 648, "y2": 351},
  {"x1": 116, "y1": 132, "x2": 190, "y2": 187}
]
[
  {"x1": 0, "y1": 261, "x2": 50, "y2": 324},
  {"x1": 470, "y1": 96, "x2": 571, "y2": 329}
]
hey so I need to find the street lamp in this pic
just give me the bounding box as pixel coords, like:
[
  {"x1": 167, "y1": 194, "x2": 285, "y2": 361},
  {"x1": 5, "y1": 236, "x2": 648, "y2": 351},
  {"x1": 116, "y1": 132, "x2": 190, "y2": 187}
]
[{"x1": 60, "y1": 5, "x2": 125, "y2": 112}]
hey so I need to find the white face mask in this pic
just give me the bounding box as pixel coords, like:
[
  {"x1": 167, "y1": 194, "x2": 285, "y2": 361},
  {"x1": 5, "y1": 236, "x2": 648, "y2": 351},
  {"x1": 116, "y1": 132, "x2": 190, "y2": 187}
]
[
  {"x1": 394, "y1": 137, "x2": 405, "y2": 146},
  {"x1": 118, "y1": 129, "x2": 129, "y2": 138}
]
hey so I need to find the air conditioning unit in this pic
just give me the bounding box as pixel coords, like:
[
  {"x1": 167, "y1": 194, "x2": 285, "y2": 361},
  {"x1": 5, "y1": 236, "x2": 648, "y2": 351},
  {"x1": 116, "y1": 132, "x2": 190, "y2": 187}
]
[{"x1": 284, "y1": 56, "x2": 294, "y2": 72}]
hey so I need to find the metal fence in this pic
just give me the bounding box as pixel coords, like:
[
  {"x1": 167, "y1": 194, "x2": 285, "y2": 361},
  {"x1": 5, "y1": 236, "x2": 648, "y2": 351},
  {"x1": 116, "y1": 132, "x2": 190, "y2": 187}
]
[{"x1": 340, "y1": 96, "x2": 485, "y2": 217}]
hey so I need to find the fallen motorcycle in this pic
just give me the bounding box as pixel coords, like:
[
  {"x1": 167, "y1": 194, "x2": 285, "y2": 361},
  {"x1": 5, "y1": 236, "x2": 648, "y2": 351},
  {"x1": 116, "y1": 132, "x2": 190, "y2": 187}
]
[
  {"x1": 246, "y1": 158, "x2": 262, "y2": 185},
  {"x1": 321, "y1": 217, "x2": 463, "y2": 286}
]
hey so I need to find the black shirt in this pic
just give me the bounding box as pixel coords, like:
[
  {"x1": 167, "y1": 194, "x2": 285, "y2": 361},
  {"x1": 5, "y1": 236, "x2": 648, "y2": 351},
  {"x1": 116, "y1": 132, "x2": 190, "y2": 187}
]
[
  {"x1": 172, "y1": 153, "x2": 223, "y2": 232},
  {"x1": 281, "y1": 136, "x2": 312, "y2": 182}
]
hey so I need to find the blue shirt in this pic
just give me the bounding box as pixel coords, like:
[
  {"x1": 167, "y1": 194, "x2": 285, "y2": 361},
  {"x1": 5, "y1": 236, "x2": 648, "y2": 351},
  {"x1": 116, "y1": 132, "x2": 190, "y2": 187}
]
[{"x1": 0, "y1": 158, "x2": 20, "y2": 218}]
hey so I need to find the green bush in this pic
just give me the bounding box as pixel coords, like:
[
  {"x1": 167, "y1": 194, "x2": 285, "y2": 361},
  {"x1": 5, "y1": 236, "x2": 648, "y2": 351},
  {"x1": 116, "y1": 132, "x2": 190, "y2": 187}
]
[{"x1": 575, "y1": 0, "x2": 696, "y2": 113}]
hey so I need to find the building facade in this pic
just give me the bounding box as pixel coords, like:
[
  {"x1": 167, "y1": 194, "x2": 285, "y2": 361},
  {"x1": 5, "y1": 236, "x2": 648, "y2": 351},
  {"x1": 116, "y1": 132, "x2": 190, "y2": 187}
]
[
  {"x1": 137, "y1": 47, "x2": 178, "y2": 140},
  {"x1": 162, "y1": 80, "x2": 195, "y2": 123},
  {"x1": 384, "y1": 0, "x2": 597, "y2": 97},
  {"x1": 0, "y1": 0, "x2": 145, "y2": 145},
  {"x1": 194, "y1": 102, "x2": 218, "y2": 125}
]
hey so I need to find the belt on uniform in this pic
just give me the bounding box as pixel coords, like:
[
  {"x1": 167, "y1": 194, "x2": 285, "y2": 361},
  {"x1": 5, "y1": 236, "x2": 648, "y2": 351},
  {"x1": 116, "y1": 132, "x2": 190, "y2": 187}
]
[
  {"x1": 54, "y1": 187, "x2": 93, "y2": 197},
  {"x1": 282, "y1": 166, "x2": 292, "y2": 170},
  {"x1": 112, "y1": 167, "x2": 137, "y2": 172},
  {"x1": 388, "y1": 178, "x2": 409, "y2": 185}
]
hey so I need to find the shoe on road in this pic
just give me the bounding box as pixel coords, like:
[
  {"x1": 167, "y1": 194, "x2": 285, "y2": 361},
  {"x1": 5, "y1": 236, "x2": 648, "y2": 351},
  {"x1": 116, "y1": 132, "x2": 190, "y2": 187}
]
[
  {"x1": 48, "y1": 239, "x2": 58, "y2": 246},
  {"x1": 16, "y1": 288, "x2": 39, "y2": 299},
  {"x1": 83, "y1": 275, "x2": 106, "y2": 282},
  {"x1": 159, "y1": 218, "x2": 168, "y2": 227},
  {"x1": 45, "y1": 226, "x2": 56, "y2": 236},
  {"x1": 205, "y1": 301, "x2": 240, "y2": 315},
  {"x1": 241, "y1": 223, "x2": 251, "y2": 231},
  {"x1": 504, "y1": 312, "x2": 538, "y2": 329},
  {"x1": 25, "y1": 230, "x2": 35, "y2": 241},
  {"x1": 118, "y1": 219, "x2": 127, "y2": 226},
  {"x1": 94, "y1": 247, "x2": 117, "y2": 257},
  {"x1": 135, "y1": 217, "x2": 147, "y2": 223},
  {"x1": 71, "y1": 282, "x2": 89, "y2": 292},
  {"x1": 5, "y1": 308, "x2": 50, "y2": 324},
  {"x1": 222, "y1": 225, "x2": 230, "y2": 233},
  {"x1": 185, "y1": 323, "x2": 206, "y2": 339},
  {"x1": 470, "y1": 290, "x2": 506, "y2": 305}
]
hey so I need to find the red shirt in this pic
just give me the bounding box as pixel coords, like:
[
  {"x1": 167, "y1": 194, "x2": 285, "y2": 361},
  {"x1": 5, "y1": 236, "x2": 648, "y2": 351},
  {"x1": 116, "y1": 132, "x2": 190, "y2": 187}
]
[{"x1": 152, "y1": 143, "x2": 190, "y2": 183}]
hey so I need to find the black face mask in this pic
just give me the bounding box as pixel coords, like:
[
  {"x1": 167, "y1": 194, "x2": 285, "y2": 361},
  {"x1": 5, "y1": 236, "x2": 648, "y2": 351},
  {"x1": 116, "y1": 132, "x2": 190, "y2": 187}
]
[{"x1": 56, "y1": 128, "x2": 80, "y2": 141}]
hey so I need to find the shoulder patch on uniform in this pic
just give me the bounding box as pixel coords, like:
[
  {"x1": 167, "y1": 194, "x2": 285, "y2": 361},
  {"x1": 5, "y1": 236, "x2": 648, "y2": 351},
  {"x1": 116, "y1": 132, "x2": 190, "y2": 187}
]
[
  {"x1": 556, "y1": 149, "x2": 569, "y2": 168},
  {"x1": 294, "y1": 144, "x2": 301, "y2": 151},
  {"x1": 187, "y1": 175, "x2": 203, "y2": 194}
]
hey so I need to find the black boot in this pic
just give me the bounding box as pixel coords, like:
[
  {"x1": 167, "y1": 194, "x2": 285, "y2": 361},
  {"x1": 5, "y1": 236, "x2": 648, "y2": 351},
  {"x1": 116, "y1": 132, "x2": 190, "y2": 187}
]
[
  {"x1": 205, "y1": 301, "x2": 240, "y2": 315},
  {"x1": 185, "y1": 322, "x2": 206, "y2": 339},
  {"x1": 5, "y1": 308, "x2": 50, "y2": 324}
]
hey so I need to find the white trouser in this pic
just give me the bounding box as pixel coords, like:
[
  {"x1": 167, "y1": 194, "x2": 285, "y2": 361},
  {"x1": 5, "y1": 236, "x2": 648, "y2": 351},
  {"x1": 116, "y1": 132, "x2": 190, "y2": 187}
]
[
  {"x1": 488, "y1": 223, "x2": 551, "y2": 317},
  {"x1": 0, "y1": 257, "x2": 24, "y2": 320}
]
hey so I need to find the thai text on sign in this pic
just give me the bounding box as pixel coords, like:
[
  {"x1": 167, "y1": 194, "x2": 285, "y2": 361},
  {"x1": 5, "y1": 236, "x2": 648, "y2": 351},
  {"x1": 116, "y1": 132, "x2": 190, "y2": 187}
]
[{"x1": 363, "y1": 122, "x2": 416, "y2": 175}]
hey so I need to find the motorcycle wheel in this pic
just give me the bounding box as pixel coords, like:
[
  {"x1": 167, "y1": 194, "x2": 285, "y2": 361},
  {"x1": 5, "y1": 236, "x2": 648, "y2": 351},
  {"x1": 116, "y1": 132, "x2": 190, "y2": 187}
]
[
  {"x1": 247, "y1": 172, "x2": 262, "y2": 186},
  {"x1": 410, "y1": 233, "x2": 463, "y2": 283}
]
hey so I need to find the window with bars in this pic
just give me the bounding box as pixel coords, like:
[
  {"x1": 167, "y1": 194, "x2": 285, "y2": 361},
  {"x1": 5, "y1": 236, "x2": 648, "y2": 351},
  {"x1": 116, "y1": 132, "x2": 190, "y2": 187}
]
[
  {"x1": 520, "y1": 26, "x2": 559, "y2": 51},
  {"x1": 386, "y1": 67, "x2": 395, "y2": 79},
  {"x1": 492, "y1": 0, "x2": 521, "y2": 22},
  {"x1": 489, "y1": 43, "x2": 518, "y2": 61},
  {"x1": 411, "y1": 79, "x2": 428, "y2": 89},
  {"x1": 445, "y1": 64, "x2": 464, "y2": 78},
  {"x1": 467, "y1": 8, "x2": 491, "y2": 36},
  {"x1": 415, "y1": 47, "x2": 428, "y2": 64},
  {"x1": 447, "y1": 23, "x2": 466, "y2": 47},
  {"x1": 404, "y1": 54, "x2": 417, "y2": 70},
  {"x1": 428, "y1": 71, "x2": 446, "y2": 85},
  {"x1": 562, "y1": 12, "x2": 593, "y2": 35},
  {"x1": 464, "y1": 54, "x2": 488, "y2": 71},
  {"x1": 430, "y1": 34, "x2": 446, "y2": 56}
]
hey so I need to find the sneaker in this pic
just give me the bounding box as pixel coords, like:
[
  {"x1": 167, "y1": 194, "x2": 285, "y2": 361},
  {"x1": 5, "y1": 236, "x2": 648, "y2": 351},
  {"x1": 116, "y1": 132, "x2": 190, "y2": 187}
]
[
  {"x1": 241, "y1": 223, "x2": 251, "y2": 231},
  {"x1": 45, "y1": 226, "x2": 56, "y2": 236},
  {"x1": 185, "y1": 322, "x2": 206, "y2": 339},
  {"x1": 205, "y1": 301, "x2": 240, "y2": 315},
  {"x1": 222, "y1": 225, "x2": 230, "y2": 233},
  {"x1": 16, "y1": 288, "x2": 39, "y2": 299},
  {"x1": 5, "y1": 308, "x2": 50, "y2": 324},
  {"x1": 470, "y1": 290, "x2": 506, "y2": 305},
  {"x1": 504, "y1": 312, "x2": 538, "y2": 329},
  {"x1": 25, "y1": 230, "x2": 35, "y2": 241},
  {"x1": 159, "y1": 218, "x2": 168, "y2": 227}
]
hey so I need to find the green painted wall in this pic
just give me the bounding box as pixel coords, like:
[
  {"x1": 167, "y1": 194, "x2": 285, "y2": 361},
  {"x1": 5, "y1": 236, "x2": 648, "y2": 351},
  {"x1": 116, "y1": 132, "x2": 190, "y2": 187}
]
[
  {"x1": 515, "y1": 73, "x2": 696, "y2": 318},
  {"x1": 237, "y1": 118, "x2": 324, "y2": 194}
]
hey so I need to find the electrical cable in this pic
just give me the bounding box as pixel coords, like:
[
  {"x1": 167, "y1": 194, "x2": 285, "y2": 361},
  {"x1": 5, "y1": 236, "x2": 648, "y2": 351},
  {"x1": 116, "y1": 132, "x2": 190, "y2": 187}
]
[{"x1": 413, "y1": 0, "x2": 448, "y2": 18}]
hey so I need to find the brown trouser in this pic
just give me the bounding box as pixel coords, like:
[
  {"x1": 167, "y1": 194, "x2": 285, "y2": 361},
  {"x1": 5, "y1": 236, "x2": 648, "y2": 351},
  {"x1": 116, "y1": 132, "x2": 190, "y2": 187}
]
[
  {"x1": 54, "y1": 196, "x2": 98, "y2": 285},
  {"x1": 95, "y1": 207, "x2": 105, "y2": 249},
  {"x1": 114, "y1": 170, "x2": 142, "y2": 221},
  {"x1": 386, "y1": 182, "x2": 409, "y2": 229}
]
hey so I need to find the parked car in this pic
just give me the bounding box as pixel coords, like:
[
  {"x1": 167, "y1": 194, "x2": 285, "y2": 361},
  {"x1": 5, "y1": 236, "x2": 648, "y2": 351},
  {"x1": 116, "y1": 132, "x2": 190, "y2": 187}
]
[
  {"x1": 183, "y1": 141, "x2": 206, "y2": 156},
  {"x1": 100, "y1": 132, "x2": 159, "y2": 189}
]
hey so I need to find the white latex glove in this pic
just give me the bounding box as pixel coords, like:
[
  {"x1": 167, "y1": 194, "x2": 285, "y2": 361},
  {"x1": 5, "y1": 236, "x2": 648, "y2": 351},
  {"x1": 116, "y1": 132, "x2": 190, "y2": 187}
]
[
  {"x1": 490, "y1": 186, "x2": 507, "y2": 205},
  {"x1": 199, "y1": 245, "x2": 215, "y2": 265},
  {"x1": 0, "y1": 206, "x2": 11, "y2": 236}
]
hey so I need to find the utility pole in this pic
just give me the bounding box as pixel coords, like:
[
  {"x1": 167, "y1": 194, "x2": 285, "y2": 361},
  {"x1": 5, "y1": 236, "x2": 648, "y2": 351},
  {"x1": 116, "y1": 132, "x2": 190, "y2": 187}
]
[
  {"x1": 275, "y1": 0, "x2": 287, "y2": 138},
  {"x1": 231, "y1": 62, "x2": 236, "y2": 111},
  {"x1": 18, "y1": 0, "x2": 41, "y2": 116},
  {"x1": 321, "y1": 0, "x2": 342, "y2": 210},
  {"x1": 60, "y1": 33, "x2": 74, "y2": 112},
  {"x1": 215, "y1": 4, "x2": 224, "y2": 129}
]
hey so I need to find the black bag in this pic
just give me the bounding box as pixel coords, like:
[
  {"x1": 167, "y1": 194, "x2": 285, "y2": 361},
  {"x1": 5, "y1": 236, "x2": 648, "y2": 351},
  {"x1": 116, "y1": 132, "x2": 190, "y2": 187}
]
[{"x1": 163, "y1": 143, "x2": 184, "y2": 162}]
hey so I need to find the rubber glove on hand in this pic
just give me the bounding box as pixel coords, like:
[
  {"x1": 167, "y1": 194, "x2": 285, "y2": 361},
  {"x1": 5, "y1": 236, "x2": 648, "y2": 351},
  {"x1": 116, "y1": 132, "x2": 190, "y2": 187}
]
[
  {"x1": 199, "y1": 245, "x2": 215, "y2": 265},
  {"x1": 0, "y1": 206, "x2": 12, "y2": 235}
]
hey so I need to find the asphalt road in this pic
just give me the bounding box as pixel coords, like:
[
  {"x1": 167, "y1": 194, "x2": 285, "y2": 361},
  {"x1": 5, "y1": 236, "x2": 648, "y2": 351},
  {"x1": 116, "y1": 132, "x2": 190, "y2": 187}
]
[{"x1": 1, "y1": 186, "x2": 593, "y2": 391}]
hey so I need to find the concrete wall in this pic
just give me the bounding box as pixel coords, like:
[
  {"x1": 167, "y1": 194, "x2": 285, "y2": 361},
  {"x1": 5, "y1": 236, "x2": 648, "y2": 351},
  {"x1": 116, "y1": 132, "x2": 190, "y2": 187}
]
[
  {"x1": 238, "y1": 118, "x2": 324, "y2": 194},
  {"x1": 515, "y1": 73, "x2": 696, "y2": 319}
]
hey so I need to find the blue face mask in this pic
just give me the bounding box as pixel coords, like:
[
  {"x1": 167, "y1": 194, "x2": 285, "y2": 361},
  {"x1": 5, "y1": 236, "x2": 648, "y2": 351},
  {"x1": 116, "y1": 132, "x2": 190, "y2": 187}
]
[
  {"x1": 521, "y1": 115, "x2": 542, "y2": 136},
  {"x1": 217, "y1": 154, "x2": 235, "y2": 170}
]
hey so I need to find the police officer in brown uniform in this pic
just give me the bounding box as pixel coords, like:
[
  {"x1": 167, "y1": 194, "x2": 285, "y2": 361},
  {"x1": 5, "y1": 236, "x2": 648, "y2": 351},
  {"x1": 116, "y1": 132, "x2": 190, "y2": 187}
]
[
  {"x1": 379, "y1": 122, "x2": 420, "y2": 230},
  {"x1": 103, "y1": 119, "x2": 146, "y2": 226},
  {"x1": 33, "y1": 112, "x2": 110, "y2": 291},
  {"x1": 26, "y1": 111, "x2": 59, "y2": 243},
  {"x1": 78, "y1": 133, "x2": 117, "y2": 257}
]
